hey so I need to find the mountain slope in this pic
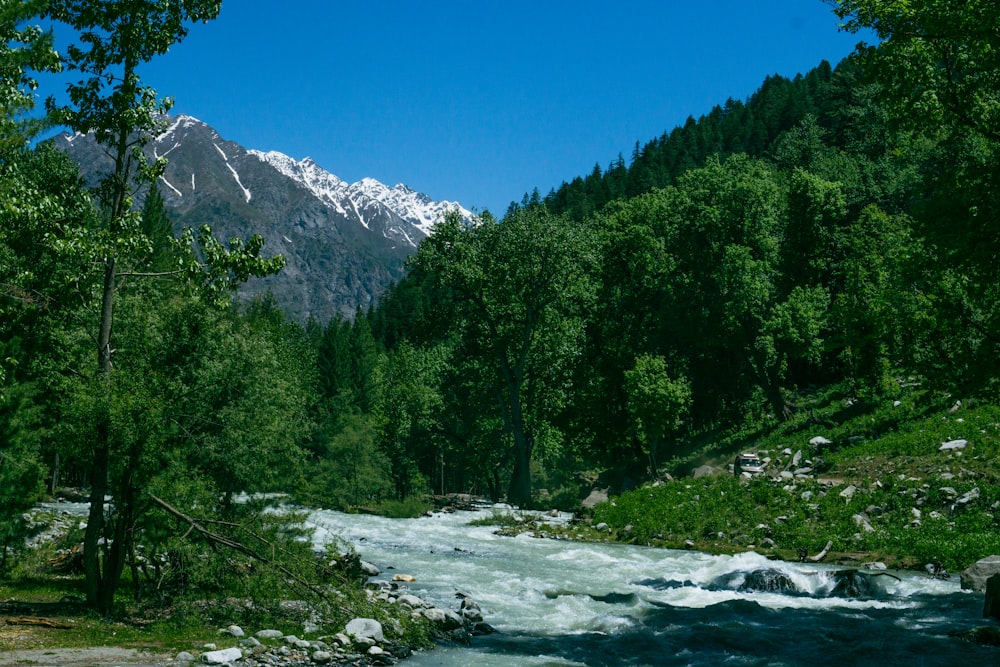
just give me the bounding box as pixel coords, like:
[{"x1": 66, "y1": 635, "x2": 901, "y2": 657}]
[{"x1": 53, "y1": 114, "x2": 474, "y2": 323}]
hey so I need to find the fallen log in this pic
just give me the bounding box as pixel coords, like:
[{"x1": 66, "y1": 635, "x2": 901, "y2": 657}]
[
  {"x1": 148, "y1": 494, "x2": 335, "y2": 605},
  {"x1": 809, "y1": 540, "x2": 834, "y2": 562}
]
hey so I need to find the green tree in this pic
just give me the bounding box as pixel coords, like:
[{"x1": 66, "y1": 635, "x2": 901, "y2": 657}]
[
  {"x1": 832, "y1": 0, "x2": 1000, "y2": 142},
  {"x1": 38, "y1": 0, "x2": 284, "y2": 613},
  {"x1": 411, "y1": 209, "x2": 596, "y2": 507},
  {"x1": 0, "y1": 0, "x2": 60, "y2": 150},
  {"x1": 833, "y1": 0, "x2": 1000, "y2": 396},
  {"x1": 623, "y1": 354, "x2": 691, "y2": 479}
]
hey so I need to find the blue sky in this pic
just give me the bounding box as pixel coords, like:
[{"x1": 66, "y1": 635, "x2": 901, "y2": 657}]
[{"x1": 44, "y1": 1, "x2": 868, "y2": 215}]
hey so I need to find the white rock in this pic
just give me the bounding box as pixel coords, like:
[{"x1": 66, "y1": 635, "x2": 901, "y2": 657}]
[
  {"x1": 175, "y1": 651, "x2": 196, "y2": 664},
  {"x1": 861, "y1": 562, "x2": 887, "y2": 570},
  {"x1": 396, "y1": 594, "x2": 425, "y2": 608},
  {"x1": 956, "y1": 488, "x2": 980, "y2": 505},
  {"x1": 200, "y1": 647, "x2": 243, "y2": 664},
  {"x1": 312, "y1": 650, "x2": 333, "y2": 664},
  {"x1": 225, "y1": 625, "x2": 244, "y2": 638},
  {"x1": 360, "y1": 561, "x2": 380, "y2": 577},
  {"x1": 940, "y1": 439, "x2": 968, "y2": 451},
  {"x1": 345, "y1": 617, "x2": 383, "y2": 643},
  {"x1": 256, "y1": 629, "x2": 284, "y2": 639},
  {"x1": 839, "y1": 485, "x2": 857, "y2": 501}
]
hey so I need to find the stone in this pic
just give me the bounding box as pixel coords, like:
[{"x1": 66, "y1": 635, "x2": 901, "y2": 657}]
[
  {"x1": 692, "y1": 464, "x2": 717, "y2": 479},
  {"x1": 294, "y1": 639, "x2": 312, "y2": 649},
  {"x1": 396, "y1": 594, "x2": 425, "y2": 608},
  {"x1": 594, "y1": 522, "x2": 609, "y2": 532},
  {"x1": 200, "y1": 647, "x2": 243, "y2": 664},
  {"x1": 984, "y1": 574, "x2": 1000, "y2": 620},
  {"x1": 175, "y1": 651, "x2": 196, "y2": 664},
  {"x1": 839, "y1": 485, "x2": 857, "y2": 501},
  {"x1": 345, "y1": 617, "x2": 384, "y2": 643},
  {"x1": 581, "y1": 487, "x2": 609, "y2": 509},
  {"x1": 940, "y1": 439, "x2": 968, "y2": 451},
  {"x1": 392, "y1": 573, "x2": 416, "y2": 582},
  {"x1": 853, "y1": 513, "x2": 875, "y2": 532},
  {"x1": 311, "y1": 650, "x2": 333, "y2": 664},
  {"x1": 861, "y1": 562, "x2": 887, "y2": 571},
  {"x1": 239, "y1": 636, "x2": 260, "y2": 648},
  {"x1": 792, "y1": 450, "x2": 803, "y2": 466},
  {"x1": 962, "y1": 555, "x2": 1000, "y2": 591},
  {"x1": 956, "y1": 488, "x2": 980, "y2": 506},
  {"x1": 333, "y1": 633, "x2": 351, "y2": 647},
  {"x1": 360, "y1": 560, "x2": 380, "y2": 577},
  {"x1": 255, "y1": 629, "x2": 284, "y2": 639},
  {"x1": 224, "y1": 624, "x2": 244, "y2": 638},
  {"x1": 809, "y1": 436, "x2": 831, "y2": 447}
]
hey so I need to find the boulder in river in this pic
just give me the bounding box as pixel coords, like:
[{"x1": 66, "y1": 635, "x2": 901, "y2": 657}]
[
  {"x1": 961, "y1": 555, "x2": 1000, "y2": 591},
  {"x1": 984, "y1": 573, "x2": 1000, "y2": 620}
]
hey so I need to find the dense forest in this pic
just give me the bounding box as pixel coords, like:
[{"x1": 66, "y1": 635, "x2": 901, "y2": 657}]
[{"x1": 2, "y1": 0, "x2": 999, "y2": 616}]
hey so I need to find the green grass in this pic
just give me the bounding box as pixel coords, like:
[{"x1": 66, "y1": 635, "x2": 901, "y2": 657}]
[{"x1": 585, "y1": 385, "x2": 1000, "y2": 572}]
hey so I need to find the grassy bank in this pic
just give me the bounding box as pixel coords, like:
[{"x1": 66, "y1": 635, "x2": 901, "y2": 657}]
[
  {"x1": 482, "y1": 386, "x2": 1000, "y2": 574},
  {"x1": 0, "y1": 512, "x2": 434, "y2": 656},
  {"x1": 604, "y1": 388, "x2": 1000, "y2": 572}
]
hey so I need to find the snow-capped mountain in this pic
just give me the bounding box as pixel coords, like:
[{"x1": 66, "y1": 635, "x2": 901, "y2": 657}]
[{"x1": 53, "y1": 114, "x2": 475, "y2": 323}]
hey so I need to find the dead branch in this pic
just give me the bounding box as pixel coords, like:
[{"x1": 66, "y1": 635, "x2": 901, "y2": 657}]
[
  {"x1": 3, "y1": 617, "x2": 73, "y2": 629},
  {"x1": 809, "y1": 540, "x2": 833, "y2": 562},
  {"x1": 149, "y1": 494, "x2": 336, "y2": 604}
]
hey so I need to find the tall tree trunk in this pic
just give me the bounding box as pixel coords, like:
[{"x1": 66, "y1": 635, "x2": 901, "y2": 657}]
[{"x1": 84, "y1": 258, "x2": 116, "y2": 611}]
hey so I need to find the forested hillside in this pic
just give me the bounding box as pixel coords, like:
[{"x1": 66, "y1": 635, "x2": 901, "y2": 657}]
[{"x1": 2, "y1": 0, "x2": 999, "y2": 621}]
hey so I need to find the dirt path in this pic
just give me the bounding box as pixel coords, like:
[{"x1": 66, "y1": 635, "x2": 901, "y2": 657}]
[{"x1": 0, "y1": 647, "x2": 175, "y2": 667}]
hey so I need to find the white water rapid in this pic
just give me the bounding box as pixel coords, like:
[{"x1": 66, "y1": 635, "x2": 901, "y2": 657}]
[{"x1": 307, "y1": 505, "x2": 988, "y2": 666}]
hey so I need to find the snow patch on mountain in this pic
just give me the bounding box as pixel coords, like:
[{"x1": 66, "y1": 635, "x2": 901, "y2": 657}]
[
  {"x1": 249, "y1": 149, "x2": 473, "y2": 243},
  {"x1": 214, "y1": 142, "x2": 251, "y2": 202}
]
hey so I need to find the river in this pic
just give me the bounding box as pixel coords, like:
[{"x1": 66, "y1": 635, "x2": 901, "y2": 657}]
[{"x1": 306, "y1": 505, "x2": 994, "y2": 667}]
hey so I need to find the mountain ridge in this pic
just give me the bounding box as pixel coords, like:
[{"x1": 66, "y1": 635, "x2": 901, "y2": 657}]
[{"x1": 54, "y1": 114, "x2": 475, "y2": 324}]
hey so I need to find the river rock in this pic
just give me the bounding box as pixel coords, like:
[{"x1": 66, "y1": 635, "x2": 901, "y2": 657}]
[
  {"x1": 256, "y1": 629, "x2": 284, "y2": 639},
  {"x1": 961, "y1": 555, "x2": 1000, "y2": 591},
  {"x1": 392, "y1": 573, "x2": 416, "y2": 582},
  {"x1": 360, "y1": 560, "x2": 380, "y2": 577},
  {"x1": 985, "y1": 574, "x2": 1000, "y2": 620},
  {"x1": 396, "y1": 593, "x2": 425, "y2": 608},
  {"x1": 311, "y1": 649, "x2": 333, "y2": 664},
  {"x1": 175, "y1": 651, "x2": 196, "y2": 664},
  {"x1": 200, "y1": 647, "x2": 243, "y2": 664},
  {"x1": 345, "y1": 617, "x2": 384, "y2": 643},
  {"x1": 222, "y1": 624, "x2": 244, "y2": 638}
]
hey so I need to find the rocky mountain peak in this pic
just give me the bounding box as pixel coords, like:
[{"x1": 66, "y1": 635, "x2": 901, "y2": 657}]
[{"x1": 53, "y1": 114, "x2": 476, "y2": 324}]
